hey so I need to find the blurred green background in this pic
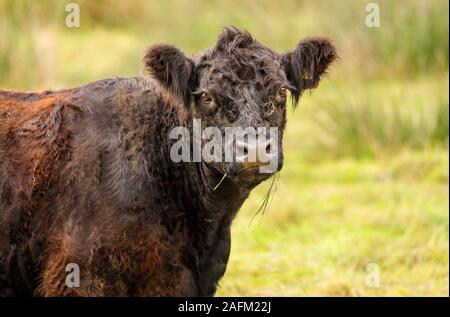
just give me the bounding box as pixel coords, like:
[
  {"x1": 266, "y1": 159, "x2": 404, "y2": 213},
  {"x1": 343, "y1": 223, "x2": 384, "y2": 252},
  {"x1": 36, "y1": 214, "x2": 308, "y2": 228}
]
[{"x1": 0, "y1": 0, "x2": 448, "y2": 296}]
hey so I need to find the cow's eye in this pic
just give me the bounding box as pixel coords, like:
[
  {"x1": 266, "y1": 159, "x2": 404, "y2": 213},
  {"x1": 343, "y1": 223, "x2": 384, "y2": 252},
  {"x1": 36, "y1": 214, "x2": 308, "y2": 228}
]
[
  {"x1": 201, "y1": 92, "x2": 213, "y2": 104},
  {"x1": 277, "y1": 87, "x2": 287, "y2": 97}
]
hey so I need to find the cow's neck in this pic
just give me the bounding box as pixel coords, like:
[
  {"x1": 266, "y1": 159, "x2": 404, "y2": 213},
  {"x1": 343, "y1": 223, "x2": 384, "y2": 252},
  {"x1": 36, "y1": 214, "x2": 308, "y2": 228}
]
[
  {"x1": 177, "y1": 161, "x2": 250, "y2": 295},
  {"x1": 151, "y1": 106, "x2": 252, "y2": 295},
  {"x1": 167, "y1": 149, "x2": 250, "y2": 242}
]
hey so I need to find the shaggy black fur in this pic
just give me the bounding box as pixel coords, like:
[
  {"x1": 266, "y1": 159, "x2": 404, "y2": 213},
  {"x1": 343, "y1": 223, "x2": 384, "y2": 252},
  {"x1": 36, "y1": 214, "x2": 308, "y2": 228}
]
[{"x1": 0, "y1": 26, "x2": 336, "y2": 296}]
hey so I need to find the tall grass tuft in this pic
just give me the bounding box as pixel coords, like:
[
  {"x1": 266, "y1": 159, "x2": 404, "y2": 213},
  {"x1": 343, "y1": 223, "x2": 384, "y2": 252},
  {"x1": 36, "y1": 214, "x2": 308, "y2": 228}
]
[{"x1": 295, "y1": 77, "x2": 449, "y2": 159}]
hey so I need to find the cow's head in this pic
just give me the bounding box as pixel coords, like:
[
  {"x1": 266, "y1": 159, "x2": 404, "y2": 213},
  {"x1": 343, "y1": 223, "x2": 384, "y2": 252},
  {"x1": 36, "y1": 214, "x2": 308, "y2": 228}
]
[{"x1": 145, "y1": 26, "x2": 336, "y2": 187}]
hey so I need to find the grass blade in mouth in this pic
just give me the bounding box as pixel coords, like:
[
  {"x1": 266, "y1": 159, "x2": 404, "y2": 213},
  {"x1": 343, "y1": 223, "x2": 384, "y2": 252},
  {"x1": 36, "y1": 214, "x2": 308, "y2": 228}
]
[
  {"x1": 249, "y1": 172, "x2": 279, "y2": 226},
  {"x1": 212, "y1": 173, "x2": 228, "y2": 191}
]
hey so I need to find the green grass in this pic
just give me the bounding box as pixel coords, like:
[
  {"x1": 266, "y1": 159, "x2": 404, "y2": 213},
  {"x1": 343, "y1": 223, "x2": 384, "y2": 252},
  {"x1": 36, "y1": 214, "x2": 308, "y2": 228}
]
[
  {"x1": 0, "y1": 0, "x2": 448, "y2": 88},
  {"x1": 217, "y1": 150, "x2": 449, "y2": 296},
  {"x1": 292, "y1": 76, "x2": 449, "y2": 159},
  {"x1": 0, "y1": 0, "x2": 448, "y2": 296},
  {"x1": 216, "y1": 76, "x2": 449, "y2": 295}
]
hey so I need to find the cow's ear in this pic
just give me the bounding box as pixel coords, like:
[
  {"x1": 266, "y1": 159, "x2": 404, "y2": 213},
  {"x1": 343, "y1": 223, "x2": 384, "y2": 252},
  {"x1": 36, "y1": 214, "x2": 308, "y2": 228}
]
[
  {"x1": 281, "y1": 37, "x2": 337, "y2": 106},
  {"x1": 144, "y1": 44, "x2": 194, "y2": 105}
]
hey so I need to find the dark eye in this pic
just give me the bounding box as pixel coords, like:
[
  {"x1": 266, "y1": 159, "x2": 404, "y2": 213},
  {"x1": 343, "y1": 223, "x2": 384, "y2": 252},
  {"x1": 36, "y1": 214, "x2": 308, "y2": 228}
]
[
  {"x1": 201, "y1": 92, "x2": 213, "y2": 104},
  {"x1": 278, "y1": 87, "x2": 287, "y2": 97}
]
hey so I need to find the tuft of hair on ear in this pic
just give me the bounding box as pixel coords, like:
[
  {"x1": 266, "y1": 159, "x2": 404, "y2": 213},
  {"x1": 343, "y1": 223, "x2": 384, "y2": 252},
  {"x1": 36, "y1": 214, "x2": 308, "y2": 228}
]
[
  {"x1": 282, "y1": 37, "x2": 337, "y2": 106},
  {"x1": 215, "y1": 25, "x2": 254, "y2": 54},
  {"x1": 144, "y1": 44, "x2": 194, "y2": 105}
]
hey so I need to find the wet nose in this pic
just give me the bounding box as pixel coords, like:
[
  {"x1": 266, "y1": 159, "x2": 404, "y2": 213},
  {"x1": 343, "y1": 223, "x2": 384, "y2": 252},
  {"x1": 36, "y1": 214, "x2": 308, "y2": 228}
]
[{"x1": 235, "y1": 137, "x2": 277, "y2": 169}]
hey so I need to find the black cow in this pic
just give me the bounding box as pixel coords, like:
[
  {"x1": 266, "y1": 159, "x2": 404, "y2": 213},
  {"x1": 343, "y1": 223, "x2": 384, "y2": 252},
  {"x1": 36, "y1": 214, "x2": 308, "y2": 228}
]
[{"x1": 0, "y1": 26, "x2": 336, "y2": 296}]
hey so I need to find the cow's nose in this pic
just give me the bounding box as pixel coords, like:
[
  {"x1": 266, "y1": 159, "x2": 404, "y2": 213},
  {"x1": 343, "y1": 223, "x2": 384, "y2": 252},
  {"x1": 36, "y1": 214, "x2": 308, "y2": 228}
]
[{"x1": 235, "y1": 137, "x2": 277, "y2": 170}]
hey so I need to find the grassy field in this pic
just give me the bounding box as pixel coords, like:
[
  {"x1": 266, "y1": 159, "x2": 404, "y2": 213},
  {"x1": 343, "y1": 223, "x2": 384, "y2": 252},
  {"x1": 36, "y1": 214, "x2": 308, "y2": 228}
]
[
  {"x1": 0, "y1": 0, "x2": 448, "y2": 296},
  {"x1": 218, "y1": 145, "x2": 449, "y2": 296},
  {"x1": 216, "y1": 77, "x2": 449, "y2": 296}
]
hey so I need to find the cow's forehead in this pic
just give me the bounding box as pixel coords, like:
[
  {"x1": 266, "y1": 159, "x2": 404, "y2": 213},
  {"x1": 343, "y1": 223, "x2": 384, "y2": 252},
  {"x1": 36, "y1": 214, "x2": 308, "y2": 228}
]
[
  {"x1": 197, "y1": 47, "x2": 286, "y2": 88},
  {"x1": 198, "y1": 41, "x2": 279, "y2": 66}
]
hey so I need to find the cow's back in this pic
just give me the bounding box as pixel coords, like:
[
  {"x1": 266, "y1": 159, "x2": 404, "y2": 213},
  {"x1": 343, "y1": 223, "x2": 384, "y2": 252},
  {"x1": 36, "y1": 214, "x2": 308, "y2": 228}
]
[
  {"x1": 0, "y1": 77, "x2": 165, "y2": 295},
  {"x1": 0, "y1": 79, "x2": 124, "y2": 216},
  {"x1": 0, "y1": 76, "x2": 157, "y2": 214}
]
